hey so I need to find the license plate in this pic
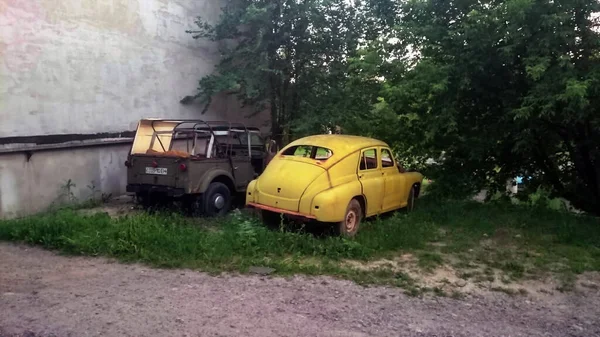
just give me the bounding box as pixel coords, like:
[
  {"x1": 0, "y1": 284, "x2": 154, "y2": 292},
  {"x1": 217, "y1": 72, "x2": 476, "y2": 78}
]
[{"x1": 145, "y1": 167, "x2": 167, "y2": 175}]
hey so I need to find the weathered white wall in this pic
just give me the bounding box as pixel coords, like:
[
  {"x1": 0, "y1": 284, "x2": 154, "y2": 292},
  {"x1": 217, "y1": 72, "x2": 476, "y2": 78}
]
[
  {"x1": 0, "y1": 0, "x2": 270, "y2": 218},
  {"x1": 0, "y1": 0, "x2": 268, "y2": 136},
  {"x1": 0, "y1": 145, "x2": 130, "y2": 217}
]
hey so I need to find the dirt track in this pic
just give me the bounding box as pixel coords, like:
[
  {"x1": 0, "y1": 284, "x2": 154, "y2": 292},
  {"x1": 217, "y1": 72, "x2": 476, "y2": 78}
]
[{"x1": 1, "y1": 243, "x2": 599, "y2": 337}]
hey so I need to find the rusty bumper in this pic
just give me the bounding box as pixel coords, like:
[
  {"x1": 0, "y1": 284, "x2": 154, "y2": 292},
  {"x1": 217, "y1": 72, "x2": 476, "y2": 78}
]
[
  {"x1": 246, "y1": 202, "x2": 317, "y2": 220},
  {"x1": 127, "y1": 184, "x2": 185, "y2": 197}
]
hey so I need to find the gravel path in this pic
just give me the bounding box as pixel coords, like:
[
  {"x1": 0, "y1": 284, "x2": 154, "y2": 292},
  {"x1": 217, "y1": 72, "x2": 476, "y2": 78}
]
[{"x1": 0, "y1": 243, "x2": 598, "y2": 337}]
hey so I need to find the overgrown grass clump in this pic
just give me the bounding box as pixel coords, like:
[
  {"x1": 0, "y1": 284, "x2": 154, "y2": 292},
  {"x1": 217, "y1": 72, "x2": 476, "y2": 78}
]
[{"x1": 0, "y1": 197, "x2": 598, "y2": 288}]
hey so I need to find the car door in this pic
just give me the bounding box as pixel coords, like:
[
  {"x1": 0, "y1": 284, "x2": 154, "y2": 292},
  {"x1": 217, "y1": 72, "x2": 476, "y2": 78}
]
[
  {"x1": 357, "y1": 147, "x2": 384, "y2": 217},
  {"x1": 380, "y1": 147, "x2": 406, "y2": 212}
]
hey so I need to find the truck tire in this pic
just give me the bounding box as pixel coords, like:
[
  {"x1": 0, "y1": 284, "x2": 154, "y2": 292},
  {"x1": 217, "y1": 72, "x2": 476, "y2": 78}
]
[
  {"x1": 184, "y1": 194, "x2": 204, "y2": 217},
  {"x1": 203, "y1": 182, "x2": 231, "y2": 217}
]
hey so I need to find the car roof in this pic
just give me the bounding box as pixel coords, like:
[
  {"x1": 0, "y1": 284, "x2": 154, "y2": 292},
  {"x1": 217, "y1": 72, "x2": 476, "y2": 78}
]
[{"x1": 285, "y1": 134, "x2": 388, "y2": 154}]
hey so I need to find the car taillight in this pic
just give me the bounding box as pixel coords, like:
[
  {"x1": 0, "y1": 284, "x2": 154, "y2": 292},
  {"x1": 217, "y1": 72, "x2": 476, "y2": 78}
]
[{"x1": 179, "y1": 163, "x2": 187, "y2": 172}]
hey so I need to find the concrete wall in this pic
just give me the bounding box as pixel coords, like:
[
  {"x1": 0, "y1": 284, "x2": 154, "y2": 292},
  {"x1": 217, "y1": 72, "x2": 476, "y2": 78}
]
[
  {"x1": 0, "y1": 0, "x2": 270, "y2": 218},
  {"x1": 0, "y1": 145, "x2": 130, "y2": 217}
]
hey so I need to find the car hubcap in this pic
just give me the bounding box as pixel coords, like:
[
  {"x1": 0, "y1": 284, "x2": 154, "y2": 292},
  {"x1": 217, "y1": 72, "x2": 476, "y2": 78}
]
[
  {"x1": 214, "y1": 194, "x2": 225, "y2": 209},
  {"x1": 345, "y1": 210, "x2": 357, "y2": 232}
]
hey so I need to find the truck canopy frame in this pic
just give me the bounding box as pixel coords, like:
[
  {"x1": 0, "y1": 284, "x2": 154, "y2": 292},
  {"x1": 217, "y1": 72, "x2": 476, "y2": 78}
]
[{"x1": 130, "y1": 118, "x2": 262, "y2": 159}]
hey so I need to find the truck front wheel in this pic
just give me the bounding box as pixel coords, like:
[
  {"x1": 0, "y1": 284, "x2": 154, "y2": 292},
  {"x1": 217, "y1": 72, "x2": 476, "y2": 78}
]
[{"x1": 203, "y1": 182, "x2": 232, "y2": 217}]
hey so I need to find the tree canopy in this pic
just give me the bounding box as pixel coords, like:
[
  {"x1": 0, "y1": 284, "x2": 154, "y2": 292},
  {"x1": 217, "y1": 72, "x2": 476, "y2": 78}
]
[{"x1": 187, "y1": 0, "x2": 600, "y2": 215}]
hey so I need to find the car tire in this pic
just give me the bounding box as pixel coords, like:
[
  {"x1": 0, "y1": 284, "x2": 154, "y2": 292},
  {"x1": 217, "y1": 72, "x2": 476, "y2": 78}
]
[
  {"x1": 406, "y1": 186, "x2": 416, "y2": 212},
  {"x1": 203, "y1": 182, "x2": 232, "y2": 217},
  {"x1": 337, "y1": 199, "x2": 362, "y2": 237}
]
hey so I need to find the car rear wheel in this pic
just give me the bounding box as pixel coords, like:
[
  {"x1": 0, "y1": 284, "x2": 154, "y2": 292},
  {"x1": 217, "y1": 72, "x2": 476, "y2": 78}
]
[
  {"x1": 337, "y1": 199, "x2": 362, "y2": 237},
  {"x1": 203, "y1": 182, "x2": 232, "y2": 217}
]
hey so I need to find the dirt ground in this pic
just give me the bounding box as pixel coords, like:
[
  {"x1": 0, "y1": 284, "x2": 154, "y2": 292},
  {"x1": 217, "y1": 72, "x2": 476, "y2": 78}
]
[{"x1": 0, "y1": 243, "x2": 599, "y2": 337}]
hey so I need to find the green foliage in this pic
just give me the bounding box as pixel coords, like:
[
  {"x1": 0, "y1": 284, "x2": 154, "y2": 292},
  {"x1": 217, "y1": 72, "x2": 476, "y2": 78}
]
[
  {"x1": 365, "y1": 0, "x2": 600, "y2": 214},
  {"x1": 187, "y1": 0, "x2": 600, "y2": 215},
  {"x1": 187, "y1": 0, "x2": 368, "y2": 143}
]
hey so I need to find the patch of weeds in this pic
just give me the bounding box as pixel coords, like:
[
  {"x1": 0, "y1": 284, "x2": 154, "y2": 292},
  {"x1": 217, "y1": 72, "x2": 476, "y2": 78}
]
[
  {"x1": 474, "y1": 273, "x2": 494, "y2": 283},
  {"x1": 556, "y1": 272, "x2": 577, "y2": 292},
  {"x1": 450, "y1": 291, "x2": 465, "y2": 300},
  {"x1": 417, "y1": 252, "x2": 444, "y2": 271},
  {"x1": 433, "y1": 287, "x2": 447, "y2": 297},
  {"x1": 404, "y1": 286, "x2": 423, "y2": 297},
  {"x1": 580, "y1": 282, "x2": 599, "y2": 290},
  {"x1": 439, "y1": 277, "x2": 451, "y2": 285},
  {"x1": 502, "y1": 261, "x2": 526, "y2": 279},
  {"x1": 491, "y1": 287, "x2": 518, "y2": 296},
  {"x1": 454, "y1": 260, "x2": 477, "y2": 269},
  {"x1": 394, "y1": 271, "x2": 416, "y2": 288},
  {"x1": 459, "y1": 271, "x2": 475, "y2": 280}
]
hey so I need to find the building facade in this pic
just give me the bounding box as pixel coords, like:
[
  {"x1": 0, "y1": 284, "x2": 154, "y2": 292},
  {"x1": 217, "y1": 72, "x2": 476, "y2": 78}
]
[{"x1": 0, "y1": 0, "x2": 269, "y2": 218}]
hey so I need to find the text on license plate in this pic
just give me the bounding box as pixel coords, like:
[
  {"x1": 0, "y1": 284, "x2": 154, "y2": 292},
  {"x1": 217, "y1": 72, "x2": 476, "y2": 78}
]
[{"x1": 145, "y1": 167, "x2": 167, "y2": 175}]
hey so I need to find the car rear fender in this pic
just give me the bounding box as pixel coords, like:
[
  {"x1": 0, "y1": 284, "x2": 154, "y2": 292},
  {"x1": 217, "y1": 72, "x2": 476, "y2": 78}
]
[{"x1": 307, "y1": 180, "x2": 363, "y2": 223}]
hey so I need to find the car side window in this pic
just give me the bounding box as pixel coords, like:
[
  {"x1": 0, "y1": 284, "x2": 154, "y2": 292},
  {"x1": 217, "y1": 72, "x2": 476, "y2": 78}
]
[
  {"x1": 381, "y1": 148, "x2": 395, "y2": 168},
  {"x1": 359, "y1": 148, "x2": 378, "y2": 170}
]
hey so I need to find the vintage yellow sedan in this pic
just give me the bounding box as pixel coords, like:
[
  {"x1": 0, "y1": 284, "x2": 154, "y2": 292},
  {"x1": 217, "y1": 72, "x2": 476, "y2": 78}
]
[{"x1": 245, "y1": 135, "x2": 424, "y2": 236}]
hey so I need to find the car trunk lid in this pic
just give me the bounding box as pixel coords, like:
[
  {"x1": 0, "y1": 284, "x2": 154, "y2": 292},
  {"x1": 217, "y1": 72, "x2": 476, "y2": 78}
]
[{"x1": 255, "y1": 158, "x2": 325, "y2": 212}]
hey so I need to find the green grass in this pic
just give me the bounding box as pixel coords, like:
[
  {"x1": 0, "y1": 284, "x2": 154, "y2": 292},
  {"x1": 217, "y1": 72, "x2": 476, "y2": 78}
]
[
  {"x1": 417, "y1": 252, "x2": 444, "y2": 271},
  {"x1": 0, "y1": 196, "x2": 598, "y2": 292}
]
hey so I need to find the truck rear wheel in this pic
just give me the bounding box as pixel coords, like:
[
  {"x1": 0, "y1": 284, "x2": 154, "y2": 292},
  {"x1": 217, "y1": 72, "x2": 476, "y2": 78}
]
[{"x1": 203, "y1": 182, "x2": 231, "y2": 217}]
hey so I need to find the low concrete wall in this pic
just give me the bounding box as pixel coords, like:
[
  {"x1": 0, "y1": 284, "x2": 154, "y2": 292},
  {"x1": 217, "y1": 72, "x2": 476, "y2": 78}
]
[{"x1": 0, "y1": 144, "x2": 130, "y2": 218}]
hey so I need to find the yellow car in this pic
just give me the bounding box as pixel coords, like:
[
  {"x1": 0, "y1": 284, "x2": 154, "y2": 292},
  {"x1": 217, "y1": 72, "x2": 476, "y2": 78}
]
[{"x1": 245, "y1": 135, "x2": 424, "y2": 236}]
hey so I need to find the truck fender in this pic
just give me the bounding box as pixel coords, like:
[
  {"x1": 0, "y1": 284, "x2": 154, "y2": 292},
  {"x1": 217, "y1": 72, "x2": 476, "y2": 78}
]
[{"x1": 192, "y1": 169, "x2": 235, "y2": 194}]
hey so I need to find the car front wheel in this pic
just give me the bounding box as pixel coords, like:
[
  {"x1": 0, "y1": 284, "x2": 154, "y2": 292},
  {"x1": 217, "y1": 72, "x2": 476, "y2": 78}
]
[
  {"x1": 203, "y1": 182, "x2": 232, "y2": 217},
  {"x1": 406, "y1": 186, "x2": 416, "y2": 212},
  {"x1": 337, "y1": 199, "x2": 362, "y2": 237}
]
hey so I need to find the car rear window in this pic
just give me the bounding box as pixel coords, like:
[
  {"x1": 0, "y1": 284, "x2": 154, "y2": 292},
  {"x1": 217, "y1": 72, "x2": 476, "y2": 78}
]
[{"x1": 282, "y1": 145, "x2": 333, "y2": 160}]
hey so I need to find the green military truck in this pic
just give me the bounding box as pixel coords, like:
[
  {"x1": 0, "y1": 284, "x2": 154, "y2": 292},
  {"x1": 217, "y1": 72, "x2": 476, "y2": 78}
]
[{"x1": 125, "y1": 119, "x2": 277, "y2": 216}]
